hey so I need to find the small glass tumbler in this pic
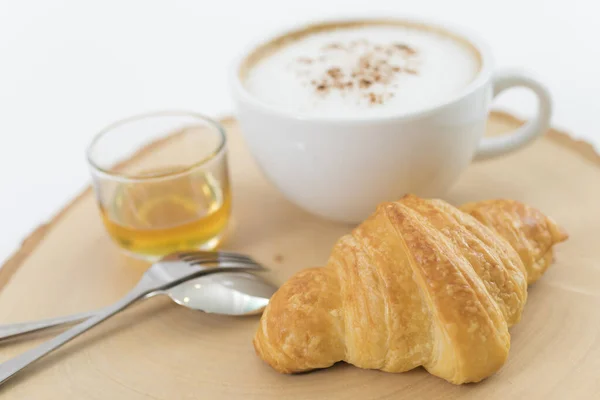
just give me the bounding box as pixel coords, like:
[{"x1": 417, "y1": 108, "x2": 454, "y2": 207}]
[{"x1": 86, "y1": 111, "x2": 231, "y2": 260}]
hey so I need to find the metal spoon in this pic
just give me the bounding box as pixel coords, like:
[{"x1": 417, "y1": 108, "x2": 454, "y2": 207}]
[
  {"x1": 0, "y1": 250, "x2": 269, "y2": 385},
  {"x1": 0, "y1": 272, "x2": 276, "y2": 341}
]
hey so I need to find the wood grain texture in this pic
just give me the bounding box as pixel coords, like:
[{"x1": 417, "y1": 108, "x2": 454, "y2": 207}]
[{"x1": 0, "y1": 112, "x2": 598, "y2": 399}]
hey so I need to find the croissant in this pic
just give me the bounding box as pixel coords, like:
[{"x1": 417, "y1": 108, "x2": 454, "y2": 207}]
[{"x1": 253, "y1": 195, "x2": 568, "y2": 384}]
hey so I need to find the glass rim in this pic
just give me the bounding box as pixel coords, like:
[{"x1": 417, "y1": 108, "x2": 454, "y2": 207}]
[{"x1": 86, "y1": 110, "x2": 227, "y2": 183}]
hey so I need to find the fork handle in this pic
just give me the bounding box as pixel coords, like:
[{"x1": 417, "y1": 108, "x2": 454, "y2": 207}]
[{"x1": 0, "y1": 281, "x2": 153, "y2": 386}]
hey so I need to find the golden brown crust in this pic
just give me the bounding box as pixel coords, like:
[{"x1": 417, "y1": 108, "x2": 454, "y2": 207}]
[
  {"x1": 253, "y1": 267, "x2": 345, "y2": 373},
  {"x1": 253, "y1": 195, "x2": 568, "y2": 384},
  {"x1": 460, "y1": 199, "x2": 569, "y2": 284}
]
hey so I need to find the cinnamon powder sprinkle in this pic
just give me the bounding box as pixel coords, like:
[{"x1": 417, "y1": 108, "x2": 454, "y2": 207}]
[
  {"x1": 297, "y1": 57, "x2": 313, "y2": 64},
  {"x1": 359, "y1": 78, "x2": 373, "y2": 89},
  {"x1": 293, "y1": 38, "x2": 421, "y2": 105},
  {"x1": 393, "y1": 43, "x2": 417, "y2": 54},
  {"x1": 323, "y1": 42, "x2": 344, "y2": 50},
  {"x1": 326, "y1": 67, "x2": 343, "y2": 79}
]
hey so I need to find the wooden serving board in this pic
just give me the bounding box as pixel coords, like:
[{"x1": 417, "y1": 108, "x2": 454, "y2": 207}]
[{"x1": 1, "y1": 112, "x2": 599, "y2": 399}]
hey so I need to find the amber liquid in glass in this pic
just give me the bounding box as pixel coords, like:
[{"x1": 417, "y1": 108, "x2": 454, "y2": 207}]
[{"x1": 99, "y1": 167, "x2": 231, "y2": 258}]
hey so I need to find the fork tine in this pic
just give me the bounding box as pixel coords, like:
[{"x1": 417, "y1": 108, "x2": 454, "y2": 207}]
[
  {"x1": 172, "y1": 251, "x2": 266, "y2": 271},
  {"x1": 176, "y1": 251, "x2": 210, "y2": 258},
  {"x1": 184, "y1": 256, "x2": 259, "y2": 264},
  {"x1": 187, "y1": 260, "x2": 265, "y2": 269},
  {"x1": 178, "y1": 252, "x2": 257, "y2": 264},
  {"x1": 216, "y1": 250, "x2": 258, "y2": 259},
  {"x1": 179, "y1": 255, "x2": 257, "y2": 266},
  {"x1": 175, "y1": 251, "x2": 264, "y2": 269},
  {"x1": 179, "y1": 252, "x2": 252, "y2": 260},
  {"x1": 186, "y1": 260, "x2": 256, "y2": 267},
  {"x1": 177, "y1": 250, "x2": 252, "y2": 258},
  {"x1": 194, "y1": 259, "x2": 263, "y2": 269}
]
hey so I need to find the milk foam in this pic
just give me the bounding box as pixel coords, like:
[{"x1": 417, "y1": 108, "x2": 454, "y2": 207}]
[{"x1": 244, "y1": 25, "x2": 480, "y2": 117}]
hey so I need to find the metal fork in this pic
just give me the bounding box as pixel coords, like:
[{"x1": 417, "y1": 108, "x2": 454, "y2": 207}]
[
  {"x1": 0, "y1": 250, "x2": 264, "y2": 386},
  {"x1": 0, "y1": 250, "x2": 263, "y2": 341}
]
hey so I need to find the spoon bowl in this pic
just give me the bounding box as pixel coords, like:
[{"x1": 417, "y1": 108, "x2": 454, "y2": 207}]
[{"x1": 167, "y1": 272, "x2": 276, "y2": 316}]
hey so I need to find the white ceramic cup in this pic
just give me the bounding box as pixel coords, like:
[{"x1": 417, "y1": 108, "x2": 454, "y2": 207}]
[{"x1": 231, "y1": 18, "x2": 552, "y2": 223}]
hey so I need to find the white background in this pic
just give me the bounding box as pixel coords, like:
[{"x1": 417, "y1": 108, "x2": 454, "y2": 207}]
[{"x1": 0, "y1": 0, "x2": 598, "y2": 263}]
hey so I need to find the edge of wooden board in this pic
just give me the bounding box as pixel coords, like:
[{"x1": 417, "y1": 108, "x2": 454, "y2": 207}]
[{"x1": 1, "y1": 112, "x2": 598, "y2": 291}]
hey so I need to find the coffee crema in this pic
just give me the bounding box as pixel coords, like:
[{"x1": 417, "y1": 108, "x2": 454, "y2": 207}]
[{"x1": 242, "y1": 22, "x2": 481, "y2": 117}]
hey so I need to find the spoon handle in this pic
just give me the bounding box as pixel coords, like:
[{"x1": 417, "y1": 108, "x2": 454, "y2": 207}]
[
  {"x1": 0, "y1": 281, "x2": 154, "y2": 386},
  {"x1": 0, "y1": 291, "x2": 161, "y2": 341},
  {"x1": 0, "y1": 311, "x2": 98, "y2": 340}
]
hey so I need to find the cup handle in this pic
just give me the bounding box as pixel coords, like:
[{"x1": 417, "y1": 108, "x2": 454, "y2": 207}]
[{"x1": 474, "y1": 69, "x2": 552, "y2": 161}]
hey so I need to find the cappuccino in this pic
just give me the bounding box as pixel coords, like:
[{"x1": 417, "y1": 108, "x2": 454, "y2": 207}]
[{"x1": 243, "y1": 22, "x2": 481, "y2": 117}]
